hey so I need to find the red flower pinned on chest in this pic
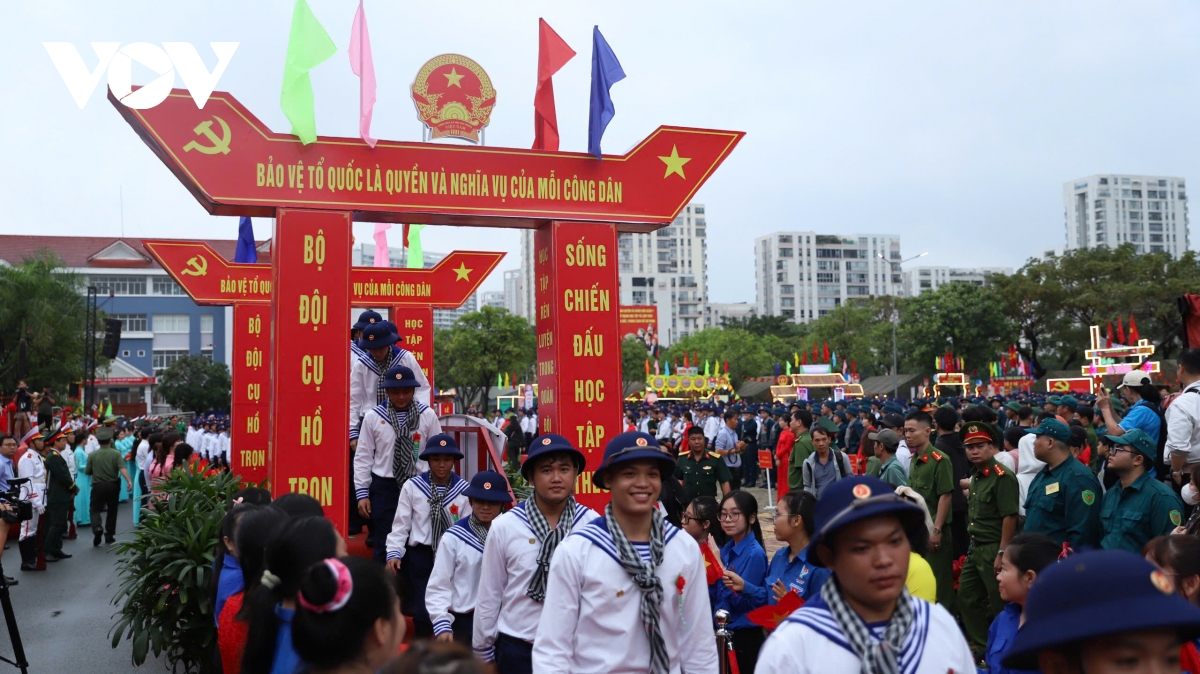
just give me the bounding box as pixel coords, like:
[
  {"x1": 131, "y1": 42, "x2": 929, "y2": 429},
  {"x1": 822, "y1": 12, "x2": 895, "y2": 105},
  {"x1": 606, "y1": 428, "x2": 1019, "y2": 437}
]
[
  {"x1": 449, "y1": 505, "x2": 459, "y2": 515},
  {"x1": 676, "y1": 575, "x2": 686, "y2": 595},
  {"x1": 413, "y1": 433, "x2": 421, "y2": 443}
]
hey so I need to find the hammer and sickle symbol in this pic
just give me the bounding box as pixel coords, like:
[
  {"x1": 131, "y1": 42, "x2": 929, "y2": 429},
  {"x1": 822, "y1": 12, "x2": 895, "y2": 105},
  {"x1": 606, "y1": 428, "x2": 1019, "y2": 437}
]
[
  {"x1": 183, "y1": 115, "x2": 232, "y2": 155},
  {"x1": 181, "y1": 255, "x2": 208, "y2": 277}
]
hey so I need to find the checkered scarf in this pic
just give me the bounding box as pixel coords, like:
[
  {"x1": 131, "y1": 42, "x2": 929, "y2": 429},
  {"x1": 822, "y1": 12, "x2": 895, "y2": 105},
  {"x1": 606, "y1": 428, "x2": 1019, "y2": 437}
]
[
  {"x1": 605, "y1": 504, "x2": 669, "y2": 674},
  {"x1": 389, "y1": 403, "x2": 421, "y2": 487},
  {"x1": 468, "y1": 514, "x2": 490, "y2": 547},
  {"x1": 428, "y1": 483, "x2": 450, "y2": 553},
  {"x1": 372, "y1": 351, "x2": 392, "y2": 407},
  {"x1": 820, "y1": 576, "x2": 914, "y2": 674},
  {"x1": 525, "y1": 495, "x2": 578, "y2": 602}
]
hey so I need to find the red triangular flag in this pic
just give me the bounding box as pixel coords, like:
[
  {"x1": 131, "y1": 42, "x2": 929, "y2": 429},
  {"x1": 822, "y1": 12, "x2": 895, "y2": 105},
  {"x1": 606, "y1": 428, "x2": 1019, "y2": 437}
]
[
  {"x1": 823, "y1": 342, "x2": 830, "y2": 363},
  {"x1": 801, "y1": 351, "x2": 807, "y2": 365},
  {"x1": 1130, "y1": 315, "x2": 1139, "y2": 343},
  {"x1": 813, "y1": 343, "x2": 819, "y2": 361},
  {"x1": 532, "y1": 19, "x2": 575, "y2": 151},
  {"x1": 644, "y1": 359, "x2": 650, "y2": 375},
  {"x1": 724, "y1": 360, "x2": 729, "y2": 374},
  {"x1": 747, "y1": 590, "x2": 805, "y2": 630},
  {"x1": 851, "y1": 360, "x2": 857, "y2": 375},
  {"x1": 1106, "y1": 322, "x2": 1113, "y2": 348},
  {"x1": 700, "y1": 538, "x2": 724, "y2": 585},
  {"x1": 1117, "y1": 317, "x2": 1126, "y2": 345},
  {"x1": 683, "y1": 352, "x2": 689, "y2": 368}
]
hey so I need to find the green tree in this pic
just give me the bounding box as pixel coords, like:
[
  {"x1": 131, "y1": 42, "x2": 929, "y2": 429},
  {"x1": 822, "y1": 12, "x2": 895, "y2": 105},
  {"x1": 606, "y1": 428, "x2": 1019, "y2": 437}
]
[
  {"x1": 435, "y1": 306, "x2": 535, "y2": 409},
  {"x1": 898, "y1": 282, "x2": 1015, "y2": 378},
  {"x1": 157, "y1": 355, "x2": 232, "y2": 413},
  {"x1": 803, "y1": 298, "x2": 897, "y2": 378},
  {"x1": 662, "y1": 328, "x2": 774, "y2": 387},
  {"x1": 718, "y1": 314, "x2": 807, "y2": 339},
  {"x1": 621, "y1": 336, "x2": 648, "y2": 384},
  {"x1": 0, "y1": 250, "x2": 104, "y2": 396},
  {"x1": 990, "y1": 259, "x2": 1064, "y2": 378}
]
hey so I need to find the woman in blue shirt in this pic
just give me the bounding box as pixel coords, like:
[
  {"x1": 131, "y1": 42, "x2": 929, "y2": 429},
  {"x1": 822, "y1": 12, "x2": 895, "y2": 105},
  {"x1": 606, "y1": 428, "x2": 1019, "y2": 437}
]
[
  {"x1": 984, "y1": 532, "x2": 1060, "y2": 674},
  {"x1": 762, "y1": 491, "x2": 830, "y2": 606},
  {"x1": 714, "y1": 490, "x2": 768, "y2": 674}
]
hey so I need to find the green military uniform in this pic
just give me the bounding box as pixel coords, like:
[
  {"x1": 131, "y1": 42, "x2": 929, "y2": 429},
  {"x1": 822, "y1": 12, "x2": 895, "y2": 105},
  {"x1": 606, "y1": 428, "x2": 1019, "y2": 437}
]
[
  {"x1": 878, "y1": 455, "x2": 907, "y2": 488},
  {"x1": 1024, "y1": 455, "x2": 1103, "y2": 549},
  {"x1": 907, "y1": 443, "x2": 956, "y2": 610},
  {"x1": 958, "y1": 454, "x2": 1019, "y2": 656},
  {"x1": 865, "y1": 455, "x2": 882, "y2": 477},
  {"x1": 44, "y1": 446, "x2": 76, "y2": 557},
  {"x1": 1099, "y1": 429, "x2": 1184, "y2": 553},
  {"x1": 675, "y1": 452, "x2": 732, "y2": 502},
  {"x1": 789, "y1": 431, "x2": 814, "y2": 492}
]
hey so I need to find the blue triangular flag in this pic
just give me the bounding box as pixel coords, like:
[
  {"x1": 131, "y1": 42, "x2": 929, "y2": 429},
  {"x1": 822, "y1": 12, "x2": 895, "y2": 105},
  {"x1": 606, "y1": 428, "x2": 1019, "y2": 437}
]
[
  {"x1": 587, "y1": 26, "x2": 626, "y2": 159},
  {"x1": 234, "y1": 216, "x2": 257, "y2": 263}
]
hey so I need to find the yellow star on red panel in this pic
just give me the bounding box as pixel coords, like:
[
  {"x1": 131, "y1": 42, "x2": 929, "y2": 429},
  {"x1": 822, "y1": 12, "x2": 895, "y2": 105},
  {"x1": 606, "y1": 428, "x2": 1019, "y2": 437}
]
[
  {"x1": 658, "y1": 145, "x2": 691, "y2": 180},
  {"x1": 453, "y1": 263, "x2": 473, "y2": 281}
]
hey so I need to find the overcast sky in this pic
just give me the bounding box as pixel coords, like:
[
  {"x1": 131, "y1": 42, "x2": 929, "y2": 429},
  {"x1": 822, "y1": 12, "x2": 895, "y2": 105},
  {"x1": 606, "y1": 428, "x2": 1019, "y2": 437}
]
[{"x1": 5, "y1": 1, "x2": 1200, "y2": 301}]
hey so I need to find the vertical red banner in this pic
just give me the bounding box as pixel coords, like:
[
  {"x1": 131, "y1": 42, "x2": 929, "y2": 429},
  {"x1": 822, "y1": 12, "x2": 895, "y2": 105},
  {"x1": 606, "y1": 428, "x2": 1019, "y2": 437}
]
[
  {"x1": 535, "y1": 221, "x2": 621, "y2": 511},
  {"x1": 394, "y1": 305, "x2": 434, "y2": 394},
  {"x1": 271, "y1": 209, "x2": 352, "y2": 535},
  {"x1": 232, "y1": 303, "x2": 271, "y2": 485}
]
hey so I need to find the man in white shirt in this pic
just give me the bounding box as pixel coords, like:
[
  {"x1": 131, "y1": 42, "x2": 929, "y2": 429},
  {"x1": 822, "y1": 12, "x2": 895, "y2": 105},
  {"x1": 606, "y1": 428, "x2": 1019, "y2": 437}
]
[
  {"x1": 533, "y1": 431, "x2": 719, "y2": 673},
  {"x1": 757, "y1": 475, "x2": 974, "y2": 673},
  {"x1": 353, "y1": 365, "x2": 442, "y2": 564},
  {"x1": 702, "y1": 405, "x2": 722, "y2": 449},
  {"x1": 715, "y1": 411, "x2": 743, "y2": 490},
  {"x1": 1168, "y1": 349, "x2": 1200, "y2": 485},
  {"x1": 473, "y1": 433, "x2": 598, "y2": 673},
  {"x1": 1016, "y1": 413, "x2": 1049, "y2": 517},
  {"x1": 349, "y1": 322, "x2": 431, "y2": 443}
]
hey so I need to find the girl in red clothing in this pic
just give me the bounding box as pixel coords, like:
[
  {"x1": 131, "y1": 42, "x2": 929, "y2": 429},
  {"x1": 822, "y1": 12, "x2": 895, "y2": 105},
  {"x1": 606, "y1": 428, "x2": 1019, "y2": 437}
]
[
  {"x1": 775, "y1": 413, "x2": 795, "y2": 499},
  {"x1": 1144, "y1": 535, "x2": 1200, "y2": 674},
  {"x1": 221, "y1": 507, "x2": 288, "y2": 674}
]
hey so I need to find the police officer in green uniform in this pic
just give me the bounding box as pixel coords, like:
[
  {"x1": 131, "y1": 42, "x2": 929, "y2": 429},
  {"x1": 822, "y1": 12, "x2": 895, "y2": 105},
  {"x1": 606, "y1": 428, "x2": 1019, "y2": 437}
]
[
  {"x1": 1100, "y1": 428, "x2": 1183, "y2": 553},
  {"x1": 675, "y1": 425, "x2": 731, "y2": 502},
  {"x1": 1024, "y1": 418, "x2": 1103, "y2": 549},
  {"x1": 957, "y1": 421, "x2": 1019, "y2": 658},
  {"x1": 904, "y1": 410, "x2": 956, "y2": 611}
]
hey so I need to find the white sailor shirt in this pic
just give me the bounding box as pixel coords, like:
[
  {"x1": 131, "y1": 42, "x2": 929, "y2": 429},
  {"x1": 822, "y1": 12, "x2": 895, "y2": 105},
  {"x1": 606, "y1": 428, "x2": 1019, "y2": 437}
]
[
  {"x1": 185, "y1": 426, "x2": 200, "y2": 449},
  {"x1": 352, "y1": 402, "x2": 441, "y2": 501},
  {"x1": 62, "y1": 446, "x2": 77, "y2": 480},
  {"x1": 84, "y1": 434, "x2": 99, "y2": 455},
  {"x1": 385, "y1": 472, "x2": 471, "y2": 561},
  {"x1": 349, "y1": 346, "x2": 431, "y2": 439},
  {"x1": 703, "y1": 415, "x2": 721, "y2": 444},
  {"x1": 756, "y1": 595, "x2": 974, "y2": 674},
  {"x1": 425, "y1": 518, "x2": 487, "y2": 636},
  {"x1": 532, "y1": 518, "x2": 719, "y2": 674},
  {"x1": 473, "y1": 501, "x2": 600, "y2": 660},
  {"x1": 219, "y1": 432, "x2": 231, "y2": 462}
]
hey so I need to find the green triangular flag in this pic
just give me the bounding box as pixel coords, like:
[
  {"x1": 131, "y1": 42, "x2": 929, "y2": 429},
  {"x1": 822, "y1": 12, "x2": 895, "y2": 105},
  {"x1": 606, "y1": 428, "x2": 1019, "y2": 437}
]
[
  {"x1": 106, "y1": 401, "x2": 113, "y2": 417},
  {"x1": 704, "y1": 359, "x2": 710, "y2": 376},
  {"x1": 406, "y1": 225, "x2": 426, "y2": 268},
  {"x1": 281, "y1": 0, "x2": 337, "y2": 144},
  {"x1": 785, "y1": 361, "x2": 792, "y2": 375},
  {"x1": 497, "y1": 372, "x2": 502, "y2": 388}
]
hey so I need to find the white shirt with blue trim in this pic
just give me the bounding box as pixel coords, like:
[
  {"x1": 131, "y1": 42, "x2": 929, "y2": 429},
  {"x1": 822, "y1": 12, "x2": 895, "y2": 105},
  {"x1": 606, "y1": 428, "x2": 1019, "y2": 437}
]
[
  {"x1": 532, "y1": 517, "x2": 719, "y2": 674},
  {"x1": 756, "y1": 595, "x2": 974, "y2": 674},
  {"x1": 349, "y1": 345, "x2": 431, "y2": 439},
  {"x1": 385, "y1": 472, "x2": 471, "y2": 560},
  {"x1": 352, "y1": 402, "x2": 441, "y2": 501},
  {"x1": 472, "y1": 501, "x2": 600, "y2": 661},
  {"x1": 425, "y1": 518, "x2": 487, "y2": 636}
]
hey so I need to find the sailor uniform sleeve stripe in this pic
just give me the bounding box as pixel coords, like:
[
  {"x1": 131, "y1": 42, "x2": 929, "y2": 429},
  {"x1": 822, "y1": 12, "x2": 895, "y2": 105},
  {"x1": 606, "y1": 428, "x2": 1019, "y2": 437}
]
[
  {"x1": 473, "y1": 646, "x2": 494, "y2": 662},
  {"x1": 355, "y1": 487, "x2": 369, "y2": 500},
  {"x1": 573, "y1": 522, "x2": 623, "y2": 565},
  {"x1": 432, "y1": 619, "x2": 453, "y2": 636},
  {"x1": 386, "y1": 549, "x2": 403, "y2": 561},
  {"x1": 412, "y1": 473, "x2": 433, "y2": 499},
  {"x1": 897, "y1": 597, "x2": 931, "y2": 674},
  {"x1": 783, "y1": 607, "x2": 856, "y2": 654},
  {"x1": 447, "y1": 474, "x2": 470, "y2": 501}
]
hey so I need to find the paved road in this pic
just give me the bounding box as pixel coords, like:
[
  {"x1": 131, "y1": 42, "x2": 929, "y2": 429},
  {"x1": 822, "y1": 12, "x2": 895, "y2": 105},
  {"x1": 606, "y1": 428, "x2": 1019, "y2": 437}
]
[{"x1": 0, "y1": 501, "x2": 166, "y2": 674}]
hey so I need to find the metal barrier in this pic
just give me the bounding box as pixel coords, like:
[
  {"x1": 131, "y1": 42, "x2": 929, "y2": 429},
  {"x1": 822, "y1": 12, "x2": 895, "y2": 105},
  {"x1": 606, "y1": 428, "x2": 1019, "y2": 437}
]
[{"x1": 714, "y1": 609, "x2": 734, "y2": 674}]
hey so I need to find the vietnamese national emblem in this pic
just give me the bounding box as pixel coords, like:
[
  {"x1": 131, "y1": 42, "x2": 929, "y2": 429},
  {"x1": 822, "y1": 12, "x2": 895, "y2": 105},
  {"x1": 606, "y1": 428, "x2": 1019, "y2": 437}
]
[{"x1": 410, "y1": 54, "x2": 496, "y2": 143}]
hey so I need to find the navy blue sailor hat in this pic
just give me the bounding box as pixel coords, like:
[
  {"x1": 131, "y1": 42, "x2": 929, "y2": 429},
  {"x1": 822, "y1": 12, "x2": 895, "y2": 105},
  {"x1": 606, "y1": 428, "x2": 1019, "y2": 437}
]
[
  {"x1": 462, "y1": 470, "x2": 513, "y2": 503},
  {"x1": 360, "y1": 321, "x2": 399, "y2": 349},
  {"x1": 381, "y1": 365, "x2": 420, "y2": 389},
  {"x1": 809, "y1": 475, "x2": 926, "y2": 568},
  {"x1": 353, "y1": 309, "x2": 383, "y2": 330},
  {"x1": 419, "y1": 433, "x2": 464, "y2": 460},
  {"x1": 593, "y1": 431, "x2": 675, "y2": 490},
  {"x1": 521, "y1": 433, "x2": 587, "y2": 479}
]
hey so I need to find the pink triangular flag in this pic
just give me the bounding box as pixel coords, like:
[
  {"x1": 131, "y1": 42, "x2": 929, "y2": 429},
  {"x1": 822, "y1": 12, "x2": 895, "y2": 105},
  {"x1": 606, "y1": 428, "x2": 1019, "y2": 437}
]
[
  {"x1": 372, "y1": 223, "x2": 390, "y2": 267},
  {"x1": 349, "y1": 0, "x2": 377, "y2": 147}
]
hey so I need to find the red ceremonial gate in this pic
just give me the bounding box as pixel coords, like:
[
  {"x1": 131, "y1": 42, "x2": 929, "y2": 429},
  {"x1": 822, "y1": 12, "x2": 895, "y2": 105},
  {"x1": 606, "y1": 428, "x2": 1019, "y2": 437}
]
[{"x1": 113, "y1": 88, "x2": 741, "y2": 531}]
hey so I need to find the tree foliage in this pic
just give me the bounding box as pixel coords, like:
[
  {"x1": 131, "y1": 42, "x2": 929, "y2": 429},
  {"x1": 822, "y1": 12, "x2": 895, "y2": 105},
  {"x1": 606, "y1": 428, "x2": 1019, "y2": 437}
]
[
  {"x1": 157, "y1": 355, "x2": 232, "y2": 414},
  {"x1": 718, "y1": 313, "x2": 807, "y2": 339},
  {"x1": 435, "y1": 306, "x2": 536, "y2": 408},
  {"x1": 897, "y1": 282, "x2": 1015, "y2": 377},
  {"x1": 621, "y1": 336, "x2": 649, "y2": 383},
  {"x1": 0, "y1": 250, "x2": 105, "y2": 396}
]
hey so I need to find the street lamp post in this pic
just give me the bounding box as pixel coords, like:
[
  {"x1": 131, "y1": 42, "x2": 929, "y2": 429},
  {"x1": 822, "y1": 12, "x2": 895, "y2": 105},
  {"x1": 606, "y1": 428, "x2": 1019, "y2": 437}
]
[{"x1": 878, "y1": 252, "x2": 928, "y2": 399}]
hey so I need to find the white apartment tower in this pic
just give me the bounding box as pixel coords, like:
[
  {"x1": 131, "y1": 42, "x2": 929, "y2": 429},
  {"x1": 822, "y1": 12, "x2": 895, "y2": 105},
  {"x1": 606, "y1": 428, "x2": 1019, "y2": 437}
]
[
  {"x1": 502, "y1": 269, "x2": 524, "y2": 317},
  {"x1": 756, "y1": 233, "x2": 902, "y2": 322},
  {"x1": 1063, "y1": 175, "x2": 1189, "y2": 257},
  {"x1": 902, "y1": 266, "x2": 1011, "y2": 296},
  {"x1": 616, "y1": 203, "x2": 709, "y2": 346}
]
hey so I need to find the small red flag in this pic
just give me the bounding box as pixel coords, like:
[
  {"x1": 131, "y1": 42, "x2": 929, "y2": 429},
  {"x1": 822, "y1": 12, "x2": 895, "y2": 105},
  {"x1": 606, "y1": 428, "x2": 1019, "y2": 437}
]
[
  {"x1": 532, "y1": 19, "x2": 575, "y2": 152},
  {"x1": 700, "y1": 537, "x2": 724, "y2": 585},
  {"x1": 823, "y1": 342, "x2": 830, "y2": 363},
  {"x1": 1106, "y1": 322, "x2": 1113, "y2": 348},
  {"x1": 813, "y1": 343, "x2": 819, "y2": 361},
  {"x1": 683, "y1": 352, "x2": 689, "y2": 368},
  {"x1": 801, "y1": 351, "x2": 807, "y2": 365},
  {"x1": 851, "y1": 360, "x2": 857, "y2": 375},
  {"x1": 1117, "y1": 317, "x2": 1126, "y2": 345},
  {"x1": 644, "y1": 359, "x2": 650, "y2": 375},
  {"x1": 1130, "y1": 315, "x2": 1139, "y2": 343},
  {"x1": 747, "y1": 590, "x2": 805, "y2": 630},
  {"x1": 723, "y1": 360, "x2": 729, "y2": 374}
]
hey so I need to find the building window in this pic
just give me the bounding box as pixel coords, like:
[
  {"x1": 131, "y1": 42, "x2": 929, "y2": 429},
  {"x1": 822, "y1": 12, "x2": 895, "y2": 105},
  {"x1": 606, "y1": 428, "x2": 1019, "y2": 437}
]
[
  {"x1": 817, "y1": 260, "x2": 840, "y2": 271},
  {"x1": 152, "y1": 349, "x2": 189, "y2": 371},
  {"x1": 200, "y1": 349, "x2": 213, "y2": 362},
  {"x1": 780, "y1": 284, "x2": 794, "y2": 294},
  {"x1": 90, "y1": 275, "x2": 146, "y2": 295},
  {"x1": 122, "y1": 350, "x2": 130, "y2": 357},
  {"x1": 780, "y1": 297, "x2": 795, "y2": 307},
  {"x1": 846, "y1": 286, "x2": 869, "y2": 296},
  {"x1": 778, "y1": 248, "x2": 793, "y2": 257},
  {"x1": 152, "y1": 314, "x2": 190, "y2": 333},
  {"x1": 816, "y1": 249, "x2": 842, "y2": 258},
  {"x1": 777, "y1": 235, "x2": 793, "y2": 243},
  {"x1": 817, "y1": 284, "x2": 841, "y2": 295},
  {"x1": 694, "y1": 206, "x2": 705, "y2": 214},
  {"x1": 816, "y1": 272, "x2": 839, "y2": 283},
  {"x1": 920, "y1": 280, "x2": 932, "y2": 288},
  {"x1": 632, "y1": 290, "x2": 647, "y2": 304},
  {"x1": 152, "y1": 277, "x2": 187, "y2": 295},
  {"x1": 137, "y1": 350, "x2": 145, "y2": 357},
  {"x1": 781, "y1": 309, "x2": 795, "y2": 318},
  {"x1": 776, "y1": 272, "x2": 787, "y2": 282},
  {"x1": 109, "y1": 313, "x2": 148, "y2": 332},
  {"x1": 200, "y1": 314, "x2": 215, "y2": 333}
]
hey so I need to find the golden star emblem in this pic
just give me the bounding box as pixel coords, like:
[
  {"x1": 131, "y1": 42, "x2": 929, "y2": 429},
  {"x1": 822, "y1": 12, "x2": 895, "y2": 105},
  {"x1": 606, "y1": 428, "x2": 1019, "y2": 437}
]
[
  {"x1": 444, "y1": 67, "x2": 464, "y2": 88},
  {"x1": 658, "y1": 145, "x2": 692, "y2": 180},
  {"x1": 453, "y1": 263, "x2": 473, "y2": 281}
]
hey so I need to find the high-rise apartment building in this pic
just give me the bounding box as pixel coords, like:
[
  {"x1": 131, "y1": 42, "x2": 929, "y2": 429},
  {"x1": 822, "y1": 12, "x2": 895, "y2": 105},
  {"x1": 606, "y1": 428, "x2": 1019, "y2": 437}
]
[
  {"x1": 480, "y1": 291, "x2": 506, "y2": 309},
  {"x1": 1063, "y1": 174, "x2": 1189, "y2": 257},
  {"x1": 755, "y1": 233, "x2": 902, "y2": 322},
  {"x1": 518, "y1": 231, "x2": 536, "y2": 324},
  {"x1": 901, "y1": 266, "x2": 1011, "y2": 296},
  {"x1": 502, "y1": 269, "x2": 523, "y2": 317}
]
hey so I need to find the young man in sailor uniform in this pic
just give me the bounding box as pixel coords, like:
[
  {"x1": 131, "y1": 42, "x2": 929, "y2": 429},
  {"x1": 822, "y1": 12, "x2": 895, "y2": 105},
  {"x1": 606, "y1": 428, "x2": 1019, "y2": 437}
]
[
  {"x1": 349, "y1": 322, "x2": 430, "y2": 443},
  {"x1": 473, "y1": 433, "x2": 599, "y2": 674},
  {"x1": 16, "y1": 427, "x2": 48, "y2": 571},
  {"x1": 533, "y1": 432, "x2": 719, "y2": 674},
  {"x1": 385, "y1": 433, "x2": 471, "y2": 637},
  {"x1": 350, "y1": 309, "x2": 382, "y2": 350},
  {"x1": 184, "y1": 418, "x2": 200, "y2": 452},
  {"x1": 757, "y1": 475, "x2": 974, "y2": 673},
  {"x1": 426, "y1": 469, "x2": 512, "y2": 647},
  {"x1": 354, "y1": 365, "x2": 442, "y2": 564}
]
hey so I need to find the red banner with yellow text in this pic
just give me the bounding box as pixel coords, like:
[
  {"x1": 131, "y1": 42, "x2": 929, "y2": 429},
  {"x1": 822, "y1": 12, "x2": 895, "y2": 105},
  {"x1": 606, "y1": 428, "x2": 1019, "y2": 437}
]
[{"x1": 232, "y1": 304, "x2": 271, "y2": 485}]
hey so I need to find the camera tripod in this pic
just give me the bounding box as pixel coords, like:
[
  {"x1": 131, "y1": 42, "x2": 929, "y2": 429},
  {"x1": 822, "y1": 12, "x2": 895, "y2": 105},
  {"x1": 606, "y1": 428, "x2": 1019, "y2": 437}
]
[{"x1": 0, "y1": 561, "x2": 29, "y2": 674}]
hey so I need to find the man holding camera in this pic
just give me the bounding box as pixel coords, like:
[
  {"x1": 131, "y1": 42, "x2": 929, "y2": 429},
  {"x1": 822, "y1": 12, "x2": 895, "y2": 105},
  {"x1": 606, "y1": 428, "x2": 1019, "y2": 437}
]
[{"x1": 16, "y1": 429, "x2": 48, "y2": 572}]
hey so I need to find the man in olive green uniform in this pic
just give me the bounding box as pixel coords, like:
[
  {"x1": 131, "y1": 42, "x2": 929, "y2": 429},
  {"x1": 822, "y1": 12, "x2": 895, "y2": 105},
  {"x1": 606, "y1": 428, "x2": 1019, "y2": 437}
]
[
  {"x1": 1024, "y1": 418, "x2": 1103, "y2": 549},
  {"x1": 904, "y1": 410, "x2": 956, "y2": 610},
  {"x1": 871, "y1": 429, "x2": 907, "y2": 488},
  {"x1": 43, "y1": 428, "x2": 77, "y2": 561},
  {"x1": 788, "y1": 410, "x2": 815, "y2": 492},
  {"x1": 1100, "y1": 428, "x2": 1183, "y2": 552},
  {"x1": 675, "y1": 426, "x2": 731, "y2": 503},
  {"x1": 85, "y1": 426, "x2": 133, "y2": 546},
  {"x1": 957, "y1": 421, "x2": 1019, "y2": 657}
]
